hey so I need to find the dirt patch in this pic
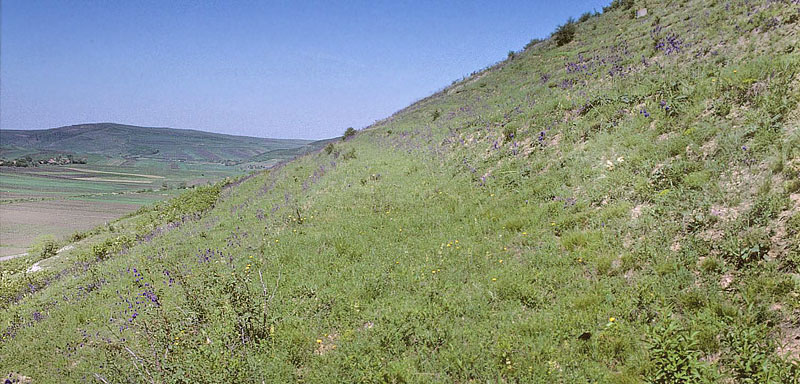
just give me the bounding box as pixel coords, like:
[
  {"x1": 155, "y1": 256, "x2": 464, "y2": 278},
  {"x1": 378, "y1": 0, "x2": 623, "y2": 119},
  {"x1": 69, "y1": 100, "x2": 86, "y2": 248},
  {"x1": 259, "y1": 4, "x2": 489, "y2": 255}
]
[
  {"x1": 777, "y1": 317, "x2": 800, "y2": 361},
  {"x1": 657, "y1": 132, "x2": 676, "y2": 142},
  {"x1": 670, "y1": 237, "x2": 682, "y2": 252},
  {"x1": 631, "y1": 204, "x2": 648, "y2": 220},
  {"x1": 709, "y1": 204, "x2": 745, "y2": 222},
  {"x1": 768, "y1": 193, "x2": 800, "y2": 260},
  {"x1": 720, "y1": 272, "x2": 734, "y2": 290},
  {"x1": 314, "y1": 333, "x2": 339, "y2": 356}
]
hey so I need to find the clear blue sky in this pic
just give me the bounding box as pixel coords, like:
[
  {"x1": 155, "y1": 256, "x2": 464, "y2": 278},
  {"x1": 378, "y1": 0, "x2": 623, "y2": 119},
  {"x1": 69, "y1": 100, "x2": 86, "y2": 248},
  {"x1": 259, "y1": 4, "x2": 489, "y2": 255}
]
[{"x1": 1, "y1": 1, "x2": 608, "y2": 139}]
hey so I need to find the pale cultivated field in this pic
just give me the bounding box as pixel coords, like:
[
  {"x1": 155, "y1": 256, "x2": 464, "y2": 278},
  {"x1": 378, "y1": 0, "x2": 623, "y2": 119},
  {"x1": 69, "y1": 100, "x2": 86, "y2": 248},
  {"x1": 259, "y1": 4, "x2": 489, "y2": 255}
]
[
  {"x1": 0, "y1": 163, "x2": 241, "y2": 256},
  {"x1": 0, "y1": 199, "x2": 140, "y2": 257}
]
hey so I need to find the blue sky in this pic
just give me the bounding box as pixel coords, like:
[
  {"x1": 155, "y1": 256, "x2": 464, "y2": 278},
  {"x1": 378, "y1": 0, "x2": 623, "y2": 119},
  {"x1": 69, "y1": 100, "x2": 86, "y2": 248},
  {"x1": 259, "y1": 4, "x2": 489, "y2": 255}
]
[{"x1": 1, "y1": 1, "x2": 609, "y2": 139}]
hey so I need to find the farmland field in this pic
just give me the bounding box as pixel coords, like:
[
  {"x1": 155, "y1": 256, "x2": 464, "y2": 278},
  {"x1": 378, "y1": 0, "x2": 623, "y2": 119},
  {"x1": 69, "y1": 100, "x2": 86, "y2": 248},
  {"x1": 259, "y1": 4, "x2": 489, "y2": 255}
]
[
  {"x1": 0, "y1": 123, "x2": 330, "y2": 257},
  {"x1": 0, "y1": 162, "x2": 244, "y2": 257}
]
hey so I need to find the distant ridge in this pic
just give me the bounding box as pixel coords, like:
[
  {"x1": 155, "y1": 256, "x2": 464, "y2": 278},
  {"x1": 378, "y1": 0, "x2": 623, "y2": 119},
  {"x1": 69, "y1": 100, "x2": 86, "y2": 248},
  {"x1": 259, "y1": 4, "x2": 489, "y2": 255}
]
[{"x1": 0, "y1": 123, "x2": 319, "y2": 163}]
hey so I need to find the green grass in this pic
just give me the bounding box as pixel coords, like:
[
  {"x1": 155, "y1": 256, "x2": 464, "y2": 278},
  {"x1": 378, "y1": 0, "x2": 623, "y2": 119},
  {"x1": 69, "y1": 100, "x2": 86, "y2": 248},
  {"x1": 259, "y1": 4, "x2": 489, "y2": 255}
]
[
  {"x1": 1, "y1": 0, "x2": 799, "y2": 382},
  {"x1": 0, "y1": 162, "x2": 238, "y2": 201}
]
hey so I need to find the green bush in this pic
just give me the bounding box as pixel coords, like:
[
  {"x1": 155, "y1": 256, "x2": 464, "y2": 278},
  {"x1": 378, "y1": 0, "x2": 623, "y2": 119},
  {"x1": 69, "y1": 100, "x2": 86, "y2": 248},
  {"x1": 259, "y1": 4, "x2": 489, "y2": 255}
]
[
  {"x1": 604, "y1": 0, "x2": 635, "y2": 12},
  {"x1": 342, "y1": 148, "x2": 357, "y2": 160},
  {"x1": 343, "y1": 127, "x2": 357, "y2": 140},
  {"x1": 28, "y1": 236, "x2": 58, "y2": 259},
  {"x1": 552, "y1": 18, "x2": 577, "y2": 46},
  {"x1": 90, "y1": 235, "x2": 134, "y2": 261}
]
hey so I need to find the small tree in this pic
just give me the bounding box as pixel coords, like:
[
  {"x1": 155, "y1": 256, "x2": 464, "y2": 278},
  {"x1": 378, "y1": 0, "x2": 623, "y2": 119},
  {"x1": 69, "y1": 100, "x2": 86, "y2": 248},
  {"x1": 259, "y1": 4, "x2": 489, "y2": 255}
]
[
  {"x1": 29, "y1": 235, "x2": 58, "y2": 259},
  {"x1": 552, "y1": 18, "x2": 577, "y2": 46},
  {"x1": 343, "y1": 127, "x2": 357, "y2": 140}
]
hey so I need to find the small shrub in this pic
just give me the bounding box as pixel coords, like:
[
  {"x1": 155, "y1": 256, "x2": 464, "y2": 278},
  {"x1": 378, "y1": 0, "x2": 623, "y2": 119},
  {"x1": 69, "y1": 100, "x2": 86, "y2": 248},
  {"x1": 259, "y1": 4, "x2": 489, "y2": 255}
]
[
  {"x1": 343, "y1": 127, "x2": 357, "y2": 140},
  {"x1": 431, "y1": 109, "x2": 441, "y2": 122},
  {"x1": 324, "y1": 143, "x2": 335, "y2": 155},
  {"x1": 712, "y1": 99, "x2": 731, "y2": 117},
  {"x1": 784, "y1": 179, "x2": 800, "y2": 195},
  {"x1": 683, "y1": 170, "x2": 711, "y2": 190},
  {"x1": 646, "y1": 318, "x2": 708, "y2": 383},
  {"x1": 552, "y1": 18, "x2": 577, "y2": 47},
  {"x1": 603, "y1": 0, "x2": 635, "y2": 12},
  {"x1": 502, "y1": 125, "x2": 517, "y2": 141},
  {"x1": 342, "y1": 149, "x2": 357, "y2": 160},
  {"x1": 70, "y1": 231, "x2": 88, "y2": 242},
  {"x1": 700, "y1": 257, "x2": 722, "y2": 274},
  {"x1": 29, "y1": 236, "x2": 58, "y2": 259},
  {"x1": 788, "y1": 212, "x2": 800, "y2": 238},
  {"x1": 578, "y1": 11, "x2": 592, "y2": 23}
]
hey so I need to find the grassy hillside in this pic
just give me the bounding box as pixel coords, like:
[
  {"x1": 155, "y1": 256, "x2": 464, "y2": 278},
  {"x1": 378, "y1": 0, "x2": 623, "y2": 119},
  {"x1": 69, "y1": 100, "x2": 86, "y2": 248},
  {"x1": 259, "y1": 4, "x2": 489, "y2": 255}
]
[
  {"x1": 2, "y1": 0, "x2": 799, "y2": 382},
  {"x1": 0, "y1": 123, "x2": 314, "y2": 163}
]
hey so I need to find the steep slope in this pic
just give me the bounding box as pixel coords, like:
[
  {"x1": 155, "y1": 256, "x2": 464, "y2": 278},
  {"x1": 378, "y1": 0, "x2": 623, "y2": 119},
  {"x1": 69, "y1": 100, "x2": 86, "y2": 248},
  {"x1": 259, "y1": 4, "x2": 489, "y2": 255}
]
[
  {"x1": 1, "y1": 0, "x2": 799, "y2": 382},
  {"x1": 0, "y1": 123, "x2": 313, "y2": 163}
]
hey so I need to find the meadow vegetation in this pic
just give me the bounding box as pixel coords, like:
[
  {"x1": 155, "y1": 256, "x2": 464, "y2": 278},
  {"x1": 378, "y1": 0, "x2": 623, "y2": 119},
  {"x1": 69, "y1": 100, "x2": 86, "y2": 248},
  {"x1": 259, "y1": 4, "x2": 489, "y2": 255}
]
[{"x1": 2, "y1": 0, "x2": 799, "y2": 382}]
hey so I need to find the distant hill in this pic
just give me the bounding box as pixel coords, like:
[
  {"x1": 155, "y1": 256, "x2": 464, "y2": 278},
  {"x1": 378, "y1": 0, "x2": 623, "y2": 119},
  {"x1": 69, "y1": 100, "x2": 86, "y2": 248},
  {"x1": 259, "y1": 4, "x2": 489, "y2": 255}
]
[{"x1": 0, "y1": 123, "x2": 321, "y2": 163}]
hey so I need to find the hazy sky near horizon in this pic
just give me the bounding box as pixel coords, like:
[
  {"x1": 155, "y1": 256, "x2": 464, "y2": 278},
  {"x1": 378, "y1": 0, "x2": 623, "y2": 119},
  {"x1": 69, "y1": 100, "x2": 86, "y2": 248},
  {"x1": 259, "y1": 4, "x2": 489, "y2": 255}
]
[{"x1": 1, "y1": 1, "x2": 609, "y2": 139}]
